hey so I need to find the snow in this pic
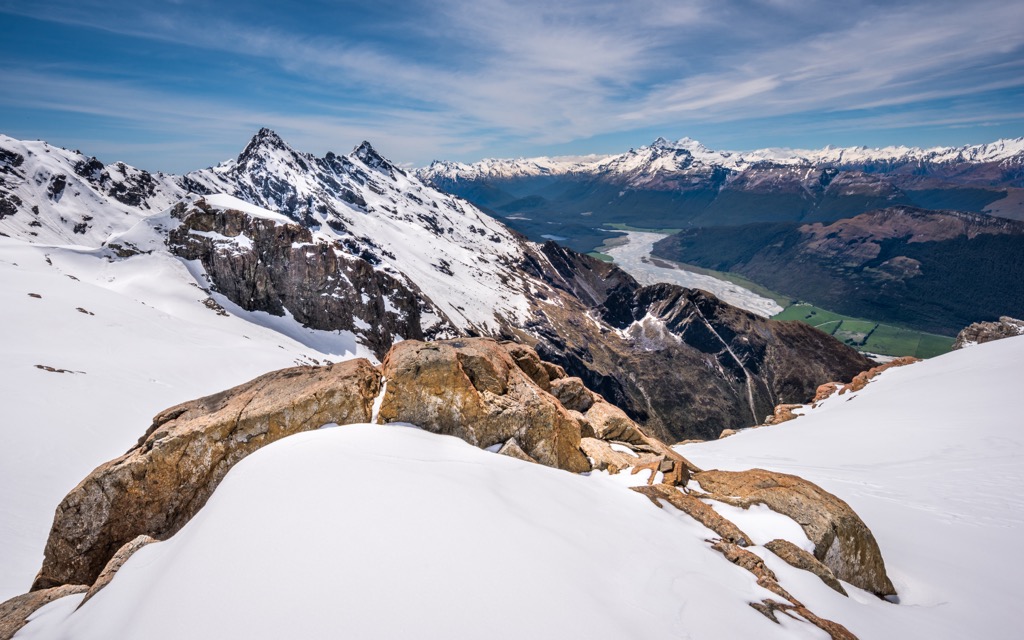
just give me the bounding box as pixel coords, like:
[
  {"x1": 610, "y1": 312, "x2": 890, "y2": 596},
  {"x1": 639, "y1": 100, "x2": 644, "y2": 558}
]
[
  {"x1": 17, "y1": 425, "x2": 806, "y2": 640},
  {"x1": 200, "y1": 193, "x2": 293, "y2": 224},
  {"x1": 678, "y1": 335, "x2": 1024, "y2": 639},
  {"x1": 605, "y1": 231, "x2": 783, "y2": 317},
  {"x1": 0, "y1": 236, "x2": 371, "y2": 600}
]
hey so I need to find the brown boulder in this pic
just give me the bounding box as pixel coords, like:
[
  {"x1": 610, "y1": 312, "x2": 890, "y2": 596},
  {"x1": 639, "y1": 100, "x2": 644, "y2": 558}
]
[
  {"x1": 583, "y1": 401, "x2": 648, "y2": 446},
  {"x1": 765, "y1": 539, "x2": 847, "y2": 596},
  {"x1": 694, "y1": 469, "x2": 895, "y2": 597},
  {"x1": 764, "y1": 404, "x2": 803, "y2": 426},
  {"x1": 580, "y1": 437, "x2": 637, "y2": 474},
  {"x1": 550, "y1": 376, "x2": 596, "y2": 413},
  {"x1": 33, "y1": 359, "x2": 381, "y2": 591},
  {"x1": 379, "y1": 339, "x2": 591, "y2": 474},
  {"x1": 1, "y1": 585, "x2": 88, "y2": 640}
]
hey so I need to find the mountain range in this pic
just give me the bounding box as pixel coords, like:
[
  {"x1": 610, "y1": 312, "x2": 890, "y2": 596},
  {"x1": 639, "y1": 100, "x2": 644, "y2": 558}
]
[
  {"x1": 418, "y1": 137, "x2": 1024, "y2": 253},
  {"x1": 0, "y1": 129, "x2": 869, "y2": 444}
]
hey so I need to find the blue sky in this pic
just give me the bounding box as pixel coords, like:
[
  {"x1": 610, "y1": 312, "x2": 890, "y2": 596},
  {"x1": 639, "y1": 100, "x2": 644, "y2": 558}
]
[{"x1": 1, "y1": 0, "x2": 1022, "y2": 172}]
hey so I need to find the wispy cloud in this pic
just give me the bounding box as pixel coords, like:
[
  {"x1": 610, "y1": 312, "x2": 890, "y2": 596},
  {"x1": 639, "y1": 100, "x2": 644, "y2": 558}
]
[{"x1": 1, "y1": 0, "x2": 1021, "y2": 170}]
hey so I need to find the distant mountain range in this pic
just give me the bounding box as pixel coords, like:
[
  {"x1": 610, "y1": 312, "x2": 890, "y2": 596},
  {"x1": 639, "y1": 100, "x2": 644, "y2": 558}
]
[{"x1": 417, "y1": 137, "x2": 1024, "y2": 253}]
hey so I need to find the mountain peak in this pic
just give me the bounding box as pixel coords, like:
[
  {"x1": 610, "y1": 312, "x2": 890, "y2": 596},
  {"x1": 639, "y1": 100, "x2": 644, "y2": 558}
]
[
  {"x1": 353, "y1": 140, "x2": 397, "y2": 175},
  {"x1": 237, "y1": 128, "x2": 290, "y2": 164}
]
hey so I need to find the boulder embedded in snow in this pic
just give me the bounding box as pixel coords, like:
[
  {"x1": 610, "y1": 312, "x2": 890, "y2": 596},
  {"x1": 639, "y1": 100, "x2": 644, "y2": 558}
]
[
  {"x1": 763, "y1": 404, "x2": 803, "y2": 426},
  {"x1": 764, "y1": 538, "x2": 847, "y2": 596},
  {"x1": 378, "y1": 338, "x2": 591, "y2": 473},
  {"x1": 694, "y1": 468, "x2": 896, "y2": 597},
  {"x1": 0, "y1": 584, "x2": 88, "y2": 640},
  {"x1": 32, "y1": 359, "x2": 382, "y2": 591}
]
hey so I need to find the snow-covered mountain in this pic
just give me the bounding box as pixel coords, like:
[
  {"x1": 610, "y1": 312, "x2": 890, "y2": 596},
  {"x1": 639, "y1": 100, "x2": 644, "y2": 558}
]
[
  {"x1": 418, "y1": 136, "x2": 1024, "y2": 255},
  {"x1": 0, "y1": 129, "x2": 869, "y2": 444},
  {"x1": 420, "y1": 136, "x2": 1024, "y2": 183}
]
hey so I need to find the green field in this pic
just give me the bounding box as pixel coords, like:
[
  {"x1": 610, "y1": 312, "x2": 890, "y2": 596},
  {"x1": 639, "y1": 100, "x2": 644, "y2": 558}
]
[
  {"x1": 587, "y1": 251, "x2": 614, "y2": 262},
  {"x1": 773, "y1": 304, "x2": 954, "y2": 359}
]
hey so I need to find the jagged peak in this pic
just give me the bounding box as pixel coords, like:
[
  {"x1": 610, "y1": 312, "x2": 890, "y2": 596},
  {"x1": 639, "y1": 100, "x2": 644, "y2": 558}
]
[
  {"x1": 237, "y1": 128, "x2": 291, "y2": 163},
  {"x1": 352, "y1": 140, "x2": 399, "y2": 176}
]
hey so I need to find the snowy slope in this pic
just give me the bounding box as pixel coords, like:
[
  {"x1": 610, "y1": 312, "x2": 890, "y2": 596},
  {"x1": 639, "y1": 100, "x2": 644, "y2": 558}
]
[
  {"x1": 679, "y1": 335, "x2": 1024, "y2": 639},
  {"x1": 0, "y1": 236, "x2": 371, "y2": 600},
  {"x1": 16, "y1": 425, "x2": 818, "y2": 640}
]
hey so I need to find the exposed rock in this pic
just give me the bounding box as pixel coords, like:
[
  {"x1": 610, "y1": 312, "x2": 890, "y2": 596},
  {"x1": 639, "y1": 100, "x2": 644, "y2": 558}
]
[
  {"x1": 79, "y1": 535, "x2": 158, "y2": 607},
  {"x1": 550, "y1": 376, "x2": 596, "y2": 413},
  {"x1": 1, "y1": 584, "x2": 88, "y2": 640},
  {"x1": 168, "y1": 201, "x2": 449, "y2": 359},
  {"x1": 843, "y1": 356, "x2": 919, "y2": 394},
  {"x1": 718, "y1": 428, "x2": 738, "y2": 439},
  {"x1": 954, "y1": 316, "x2": 1024, "y2": 349},
  {"x1": 32, "y1": 359, "x2": 382, "y2": 591},
  {"x1": 763, "y1": 404, "x2": 803, "y2": 426},
  {"x1": 694, "y1": 468, "x2": 896, "y2": 597},
  {"x1": 712, "y1": 541, "x2": 858, "y2": 640},
  {"x1": 711, "y1": 539, "x2": 777, "y2": 583},
  {"x1": 580, "y1": 437, "x2": 637, "y2": 474},
  {"x1": 496, "y1": 438, "x2": 537, "y2": 463},
  {"x1": 633, "y1": 485, "x2": 752, "y2": 546},
  {"x1": 813, "y1": 382, "x2": 842, "y2": 404},
  {"x1": 378, "y1": 338, "x2": 591, "y2": 474},
  {"x1": 499, "y1": 342, "x2": 556, "y2": 392},
  {"x1": 583, "y1": 401, "x2": 648, "y2": 446},
  {"x1": 765, "y1": 538, "x2": 847, "y2": 595}
]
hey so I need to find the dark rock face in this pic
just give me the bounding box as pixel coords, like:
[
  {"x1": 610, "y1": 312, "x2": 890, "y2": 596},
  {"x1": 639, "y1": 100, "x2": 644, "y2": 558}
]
[
  {"x1": 167, "y1": 199, "x2": 456, "y2": 359},
  {"x1": 525, "y1": 250, "x2": 872, "y2": 441}
]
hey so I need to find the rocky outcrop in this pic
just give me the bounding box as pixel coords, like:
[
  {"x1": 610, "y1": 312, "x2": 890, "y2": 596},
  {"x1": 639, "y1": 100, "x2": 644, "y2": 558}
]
[
  {"x1": 35, "y1": 338, "x2": 668, "y2": 592},
  {"x1": 0, "y1": 585, "x2": 88, "y2": 640},
  {"x1": 764, "y1": 404, "x2": 803, "y2": 425},
  {"x1": 710, "y1": 541, "x2": 858, "y2": 640},
  {"x1": 32, "y1": 359, "x2": 383, "y2": 591},
  {"x1": 954, "y1": 316, "x2": 1024, "y2": 349},
  {"x1": 377, "y1": 339, "x2": 591, "y2": 473},
  {"x1": 79, "y1": 535, "x2": 158, "y2": 608},
  {"x1": 633, "y1": 485, "x2": 752, "y2": 546},
  {"x1": 765, "y1": 538, "x2": 847, "y2": 595},
  {"x1": 693, "y1": 469, "x2": 896, "y2": 597}
]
